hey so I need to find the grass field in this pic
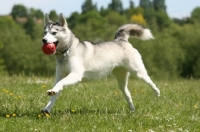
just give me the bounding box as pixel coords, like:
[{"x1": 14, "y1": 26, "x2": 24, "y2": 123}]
[{"x1": 0, "y1": 75, "x2": 199, "y2": 132}]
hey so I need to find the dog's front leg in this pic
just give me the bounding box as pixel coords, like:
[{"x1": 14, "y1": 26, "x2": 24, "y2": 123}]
[
  {"x1": 41, "y1": 66, "x2": 64, "y2": 114},
  {"x1": 47, "y1": 72, "x2": 83, "y2": 95},
  {"x1": 41, "y1": 72, "x2": 83, "y2": 113}
]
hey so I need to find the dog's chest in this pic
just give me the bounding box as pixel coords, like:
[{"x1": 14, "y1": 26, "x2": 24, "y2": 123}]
[{"x1": 57, "y1": 59, "x2": 70, "y2": 74}]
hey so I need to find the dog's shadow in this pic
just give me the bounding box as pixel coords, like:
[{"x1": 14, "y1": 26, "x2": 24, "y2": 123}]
[
  {"x1": 52, "y1": 107, "x2": 131, "y2": 116},
  {"x1": 0, "y1": 107, "x2": 132, "y2": 118}
]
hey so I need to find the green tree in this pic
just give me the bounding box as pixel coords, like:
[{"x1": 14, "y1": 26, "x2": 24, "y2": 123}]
[
  {"x1": 154, "y1": 11, "x2": 171, "y2": 30},
  {"x1": 29, "y1": 8, "x2": 44, "y2": 19},
  {"x1": 0, "y1": 16, "x2": 55, "y2": 75},
  {"x1": 139, "y1": 0, "x2": 152, "y2": 9},
  {"x1": 153, "y1": 0, "x2": 166, "y2": 12},
  {"x1": 191, "y1": 7, "x2": 200, "y2": 23},
  {"x1": 23, "y1": 17, "x2": 36, "y2": 39},
  {"x1": 67, "y1": 12, "x2": 81, "y2": 29},
  {"x1": 11, "y1": 4, "x2": 27, "y2": 20},
  {"x1": 178, "y1": 24, "x2": 200, "y2": 78},
  {"x1": 34, "y1": 9, "x2": 44, "y2": 19},
  {"x1": 129, "y1": 0, "x2": 135, "y2": 8},
  {"x1": 49, "y1": 10, "x2": 58, "y2": 21},
  {"x1": 81, "y1": 0, "x2": 97, "y2": 14},
  {"x1": 108, "y1": 0, "x2": 123, "y2": 13},
  {"x1": 73, "y1": 11, "x2": 108, "y2": 41},
  {"x1": 0, "y1": 41, "x2": 7, "y2": 75}
]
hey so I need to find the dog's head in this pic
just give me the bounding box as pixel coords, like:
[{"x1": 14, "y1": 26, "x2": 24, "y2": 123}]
[{"x1": 42, "y1": 13, "x2": 70, "y2": 54}]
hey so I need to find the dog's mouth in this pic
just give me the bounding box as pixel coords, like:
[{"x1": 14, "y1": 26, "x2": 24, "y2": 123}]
[
  {"x1": 53, "y1": 41, "x2": 59, "y2": 47},
  {"x1": 42, "y1": 41, "x2": 59, "y2": 55}
]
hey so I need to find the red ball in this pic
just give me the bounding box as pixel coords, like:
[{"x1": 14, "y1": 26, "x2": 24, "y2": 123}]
[{"x1": 42, "y1": 43, "x2": 56, "y2": 54}]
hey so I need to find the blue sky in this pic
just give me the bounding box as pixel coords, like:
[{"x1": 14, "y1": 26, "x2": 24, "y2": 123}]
[{"x1": 1, "y1": 0, "x2": 200, "y2": 18}]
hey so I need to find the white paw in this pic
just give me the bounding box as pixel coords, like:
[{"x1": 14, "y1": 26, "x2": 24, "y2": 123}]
[
  {"x1": 47, "y1": 90, "x2": 56, "y2": 96},
  {"x1": 156, "y1": 90, "x2": 160, "y2": 97},
  {"x1": 129, "y1": 103, "x2": 135, "y2": 112}
]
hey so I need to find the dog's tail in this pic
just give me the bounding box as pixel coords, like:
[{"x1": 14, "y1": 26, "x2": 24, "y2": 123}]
[{"x1": 114, "y1": 24, "x2": 154, "y2": 42}]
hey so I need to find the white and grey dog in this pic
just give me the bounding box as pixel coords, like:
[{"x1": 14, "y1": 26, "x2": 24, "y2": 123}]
[{"x1": 41, "y1": 13, "x2": 160, "y2": 114}]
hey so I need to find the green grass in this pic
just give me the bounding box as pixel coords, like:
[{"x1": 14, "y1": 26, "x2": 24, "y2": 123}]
[{"x1": 0, "y1": 75, "x2": 200, "y2": 132}]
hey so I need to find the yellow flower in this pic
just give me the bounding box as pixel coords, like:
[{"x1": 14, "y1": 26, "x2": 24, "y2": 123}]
[
  {"x1": 115, "y1": 92, "x2": 118, "y2": 95},
  {"x1": 71, "y1": 110, "x2": 75, "y2": 113},
  {"x1": 38, "y1": 114, "x2": 42, "y2": 118},
  {"x1": 179, "y1": 103, "x2": 182, "y2": 106},
  {"x1": 194, "y1": 105, "x2": 198, "y2": 108},
  {"x1": 134, "y1": 90, "x2": 137, "y2": 92},
  {"x1": 42, "y1": 85, "x2": 46, "y2": 88},
  {"x1": 45, "y1": 113, "x2": 50, "y2": 117},
  {"x1": 12, "y1": 114, "x2": 16, "y2": 117},
  {"x1": 10, "y1": 93, "x2": 13, "y2": 96},
  {"x1": 6, "y1": 114, "x2": 10, "y2": 118}
]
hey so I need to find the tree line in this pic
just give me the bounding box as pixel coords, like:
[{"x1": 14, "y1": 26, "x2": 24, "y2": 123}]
[{"x1": 0, "y1": 0, "x2": 200, "y2": 78}]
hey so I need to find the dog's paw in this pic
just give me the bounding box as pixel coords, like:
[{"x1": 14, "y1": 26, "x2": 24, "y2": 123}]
[
  {"x1": 40, "y1": 109, "x2": 51, "y2": 117},
  {"x1": 156, "y1": 90, "x2": 160, "y2": 97},
  {"x1": 47, "y1": 90, "x2": 56, "y2": 96},
  {"x1": 41, "y1": 109, "x2": 50, "y2": 114}
]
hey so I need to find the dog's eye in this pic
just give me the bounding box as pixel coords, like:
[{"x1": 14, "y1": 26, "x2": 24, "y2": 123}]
[
  {"x1": 44, "y1": 31, "x2": 47, "y2": 35},
  {"x1": 52, "y1": 32, "x2": 57, "y2": 35}
]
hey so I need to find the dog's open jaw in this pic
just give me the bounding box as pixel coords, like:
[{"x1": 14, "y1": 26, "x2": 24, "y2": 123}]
[{"x1": 53, "y1": 41, "x2": 59, "y2": 48}]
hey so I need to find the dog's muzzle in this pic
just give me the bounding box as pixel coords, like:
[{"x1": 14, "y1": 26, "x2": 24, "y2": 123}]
[{"x1": 42, "y1": 38, "x2": 59, "y2": 47}]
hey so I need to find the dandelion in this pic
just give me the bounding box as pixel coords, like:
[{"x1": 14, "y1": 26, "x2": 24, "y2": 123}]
[
  {"x1": 71, "y1": 110, "x2": 75, "y2": 113},
  {"x1": 179, "y1": 103, "x2": 182, "y2": 106},
  {"x1": 115, "y1": 92, "x2": 118, "y2": 95},
  {"x1": 6, "y1": 114, "x2": 10, "y2": 118},
  {"x1": 45, "y1": 113, "x2": 50, "y2": 117},
  {"x1": 134, "y1": 90, "x2": 137, "y2": 92},
  {"x1": 10, "y1": 93, "x2": 13, "y2": 96},
  {"x1": 194, "y1": 105, "x2": 198, "y2": 108},
  {"x1": 12, "y1": 114, "x2": 16, "y2": 117},
  {"x1": 42, "y1": 85, "x2": 46, "y2": 88},
  {"x1": 5, "y1": 90, "x2": 9, "y2": 93},
  {"x1": 38, "y1": 114, "x2": 42, "y2": 118}
]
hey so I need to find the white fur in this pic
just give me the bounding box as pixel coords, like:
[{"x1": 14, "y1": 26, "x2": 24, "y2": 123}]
[
  {"x1": 140, "y1": 29, "x2": 155, "y2": 40},
  {"x1": 41, "y1": 13, "x2": 160, "y2": 114}
]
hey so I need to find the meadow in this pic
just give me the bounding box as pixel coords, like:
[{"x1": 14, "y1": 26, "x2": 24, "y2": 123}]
[{"x1": 0, "y1": 75, "x2": 199, "y2": 132}]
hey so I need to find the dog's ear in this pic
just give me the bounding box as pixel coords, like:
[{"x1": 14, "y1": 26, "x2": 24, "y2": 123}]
[
  {"x1": 56, "y1": 13, "x2": 67, "y2": 27},
  {"x1": 44, "y1": 13, "x2": 52, "y2": 27}
]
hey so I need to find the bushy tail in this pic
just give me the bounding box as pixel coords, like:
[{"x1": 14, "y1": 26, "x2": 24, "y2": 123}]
[{"x1": 114, "y1": 24, "x2": 154, "y2": 41}]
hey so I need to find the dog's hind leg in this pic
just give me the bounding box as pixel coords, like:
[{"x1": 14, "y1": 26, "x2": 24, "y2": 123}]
[
  {"x1": 136, "y1": 70, "x2": 160, "y2": 97},
  {"x1": 112, "y1": 67, "x2": 135, "y2": 111},
  {"x1": 126, "y1": 51, "x2": 160, "y2": 97}
]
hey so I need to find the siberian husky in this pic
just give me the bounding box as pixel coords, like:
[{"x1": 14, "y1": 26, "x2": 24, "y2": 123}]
[{"x1": 41, "y1": 13, "x2": 160, "y2": 114}]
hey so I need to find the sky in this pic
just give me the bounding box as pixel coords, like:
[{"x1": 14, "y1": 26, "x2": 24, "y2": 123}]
[{"x1": 0, "y1": 0, "x2": 200, "y2": 18}]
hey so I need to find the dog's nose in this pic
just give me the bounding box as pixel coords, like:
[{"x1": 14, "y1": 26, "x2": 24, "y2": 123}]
[{"x1": 42, "y1": 38, "x2": 47, "y2": 44}]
